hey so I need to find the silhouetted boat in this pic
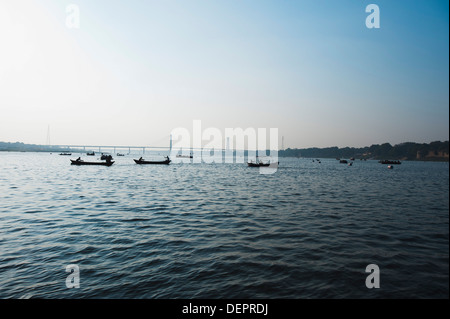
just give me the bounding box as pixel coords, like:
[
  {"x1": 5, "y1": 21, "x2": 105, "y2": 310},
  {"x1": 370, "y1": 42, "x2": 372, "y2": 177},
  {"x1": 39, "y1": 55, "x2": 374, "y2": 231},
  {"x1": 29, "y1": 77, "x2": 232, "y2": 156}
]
[
  {"x1": 86, "y1": 152, "x2": 95, "y2": 156},
  {"x1": 247, "y1": 155, "x2": 279, "y2": 167},
  {"x1": 60, "y1": 152, "x2": 72, "y2": 156},
  {"x1": 70, "y1": 159, "x2": 114, "y2": 166},
  {"x1": 134, "y1": 157, "x2": 171, "y2": 165},
  {"x1": 176, "y1": 153, "x2": 193, "y2": 159},
  {"x1": 247, "y1": 162, "x2": 271, "y2": 167},
  {"x1": 340, "y1": 160, "x2": 348, "y2": 164},
  {"x1": 379, "y1": 160, "x2": 401, "y2": 165},
  {"x1": 247, "y1": 158, "x2": 279, "y2": 167},
  {"x1": 116, "y1": 153, "x2": 125, "y2": 156}
]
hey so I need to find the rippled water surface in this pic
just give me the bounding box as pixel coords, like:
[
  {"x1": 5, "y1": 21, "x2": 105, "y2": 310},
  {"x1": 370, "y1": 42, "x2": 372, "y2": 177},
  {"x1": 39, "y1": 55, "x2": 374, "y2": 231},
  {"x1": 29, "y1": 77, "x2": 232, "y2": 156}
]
[{"x1": 0, "y1": 152, "x2": 448, "y2": 298}]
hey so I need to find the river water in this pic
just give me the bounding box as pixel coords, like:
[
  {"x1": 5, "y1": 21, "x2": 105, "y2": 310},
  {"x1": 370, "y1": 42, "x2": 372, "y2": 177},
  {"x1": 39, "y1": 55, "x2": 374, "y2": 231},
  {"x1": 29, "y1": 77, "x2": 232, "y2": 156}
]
[{"x1": 0, "y1": 152, "x2": 448, "y2": 298}]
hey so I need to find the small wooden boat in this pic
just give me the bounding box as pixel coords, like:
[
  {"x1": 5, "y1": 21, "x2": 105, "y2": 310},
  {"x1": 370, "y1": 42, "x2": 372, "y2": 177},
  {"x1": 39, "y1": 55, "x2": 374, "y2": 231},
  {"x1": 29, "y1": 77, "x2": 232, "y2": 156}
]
[
  {"x1": 379, "y1": 160, "x2": 401, "y2": 165},
  {"x1": 247, "y1": 160, "x2": 279, "y2": 167},
  {"x1": 247, "y1": 162, "x2": 271, "y2": 167},
  {"x1": 134, "y1": 157, "x2": 171, "y2": 165},
  {"x1": 71, "y1": 159, "x2": 114, "y2": 166},
  {"x1": 247, "y1": 155, "x2": 279, "y2": 167},
  {"x1": 176, "y1": 148, "x2": 193, "y2": 159}
]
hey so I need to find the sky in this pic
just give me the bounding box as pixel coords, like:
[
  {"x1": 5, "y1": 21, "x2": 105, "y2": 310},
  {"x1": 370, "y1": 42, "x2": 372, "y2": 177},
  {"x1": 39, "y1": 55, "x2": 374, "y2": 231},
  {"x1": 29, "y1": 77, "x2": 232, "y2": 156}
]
[{"x1": 0, "y1": 0, "x2": 448, "y2": 149}]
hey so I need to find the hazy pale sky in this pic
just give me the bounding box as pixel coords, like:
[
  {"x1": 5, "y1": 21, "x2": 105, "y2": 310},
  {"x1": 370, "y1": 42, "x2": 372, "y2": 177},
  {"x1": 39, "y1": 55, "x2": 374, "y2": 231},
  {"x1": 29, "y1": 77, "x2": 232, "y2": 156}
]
[{"x1": 0, "y1": 0, "x2": 448, "y2": 148}]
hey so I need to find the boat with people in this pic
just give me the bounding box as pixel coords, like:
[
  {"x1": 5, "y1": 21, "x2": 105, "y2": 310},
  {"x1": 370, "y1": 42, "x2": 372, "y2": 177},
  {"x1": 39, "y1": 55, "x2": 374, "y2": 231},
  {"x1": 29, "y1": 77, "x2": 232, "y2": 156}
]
[
  {"x1": 86, "y1": 151, "x2": 95, "y2": 156},
  {"x1": 100, "y1": 153, "x2": 112, "y2": 160},
  {"x1": 247, "y1": 161, "x2": 271, "y2": 167},
  {"x1": 60, "y1": 152, "x2": 72, "y2": 156},
  {"x1": 134, "y1": 156, "x2": 171, "y2": 165},
  {"x1": 379, "y1": 160, "x2": 401, "y2": 165},
  {"x1": 70, "y1": 156, "x2": 114, "y2": 166},
  {"x1": 247, "y1": 157, "x2": 278, "y2": 167}
]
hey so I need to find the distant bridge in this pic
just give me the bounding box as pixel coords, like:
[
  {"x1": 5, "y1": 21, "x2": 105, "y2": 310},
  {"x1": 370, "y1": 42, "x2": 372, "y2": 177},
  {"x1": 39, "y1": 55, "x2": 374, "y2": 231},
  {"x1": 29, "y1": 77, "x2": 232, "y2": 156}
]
[
  {"x1": 50, "y1": 145, "x2": 171, "y2": 154},
  {"x1": 49, "y1": 144, "x2": 220, "y2": 154},
  {"x1": 47, "y1": 135, "x2": 233, "y2": 154}
]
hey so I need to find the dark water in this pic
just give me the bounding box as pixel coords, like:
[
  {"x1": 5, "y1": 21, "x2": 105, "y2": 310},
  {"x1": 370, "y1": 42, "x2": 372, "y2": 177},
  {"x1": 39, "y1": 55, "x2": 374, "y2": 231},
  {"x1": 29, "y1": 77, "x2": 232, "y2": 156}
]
[{"x1": 0, "y1": 152, "x2": 448, "y2": 298}]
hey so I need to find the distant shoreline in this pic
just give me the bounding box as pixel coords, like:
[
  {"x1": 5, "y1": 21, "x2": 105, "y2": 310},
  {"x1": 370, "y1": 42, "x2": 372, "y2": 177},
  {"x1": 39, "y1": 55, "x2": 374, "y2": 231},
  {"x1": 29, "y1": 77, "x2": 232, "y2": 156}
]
[
  {"x1": 279, "y1": 141, "x2": 449, "y2": 162},
  {"x1": 1, "y1": 140, "x2": 449, "y2": 162},
  {"x1": 1, "y1": 151, "x2": 447, "y2": 162}
]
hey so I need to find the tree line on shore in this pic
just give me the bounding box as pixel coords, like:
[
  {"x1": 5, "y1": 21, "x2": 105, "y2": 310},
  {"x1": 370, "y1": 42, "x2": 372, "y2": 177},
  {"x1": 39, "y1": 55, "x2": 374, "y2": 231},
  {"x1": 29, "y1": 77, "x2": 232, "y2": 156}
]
[
  {"x1": 0, "y1": 142, "x2": 74, "y2": 153},
  {"x1": 280, "y1": 141, "x2": 449, "y2": 161}
]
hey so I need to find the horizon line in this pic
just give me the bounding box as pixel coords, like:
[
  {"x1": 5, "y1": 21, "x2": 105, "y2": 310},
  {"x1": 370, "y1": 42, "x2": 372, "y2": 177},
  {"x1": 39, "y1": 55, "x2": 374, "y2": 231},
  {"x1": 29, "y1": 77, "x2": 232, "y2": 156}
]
[{"x1": 1, "y1": 139, "x2": 449, "y2": 151}]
